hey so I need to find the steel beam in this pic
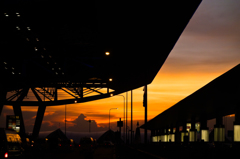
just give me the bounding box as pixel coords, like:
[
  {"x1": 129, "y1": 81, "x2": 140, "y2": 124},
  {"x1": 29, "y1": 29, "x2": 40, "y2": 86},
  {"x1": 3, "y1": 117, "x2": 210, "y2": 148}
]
[
  {"x1": 32, "y1": 104, "x2": 46, "y2": 140},
  {"x1": 12, "y1": 88, "x2": 29, "y2": 142},
  {"x1": 0, "y1": 90, "x2": 7, "y2": 116}
]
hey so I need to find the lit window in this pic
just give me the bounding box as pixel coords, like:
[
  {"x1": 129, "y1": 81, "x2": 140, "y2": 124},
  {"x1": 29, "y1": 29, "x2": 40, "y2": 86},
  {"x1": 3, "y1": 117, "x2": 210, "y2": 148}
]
[
  {"x1": 5, "y1": 13, "x2": 9, "y2": 17},
  {"x1": 56, "y1": 72, "x2": 58, "y2": 74},
  {"x1": 49, "y1": 55, "x2": 52, "y2": 58},
  {"x1": 41, "y1": 55, "x2": 44, "y2": 58},
  {"x1": 43, "y1": 48, "x2": 46, "y2": 50},
  {"x1": 17, "y1": 15, "x2": 20, "y2": 17},
  {"x1": 52, "y1": 68, "x2": 54, "y2": 70},
  {"x1": 36, "y1": 38, "x2": 39, "y2": 41},
  {"x1": 4, "y1": 62, "x2": 7, "y2": 64},
  {"x1": 27, "y1": 27, "x2": 31, "y2": 31},
  {"x1": 62, "y1": 72, "x2": 64, "y2": 75},
  {"x1": 109, "y1": 78, "x2": 112, "y2": 82},
  {"x1": 34, "y1": 47, "x2": 38, "y2": 51},
  {"x1": 59, "y1": 68, "x2": 61, "y2": 70},
  {"x1": 16, "y1": 12, "x2": 19, "y2": 14},
  {"x1": 12, "y1": 67, "x2": 14, "y2": 70},
  {"x1": 26, "y1": 38, "x2": 29, "y2": 41},
  {"x1": 12, "y1": 72, "x2": 15, "y2": 74},
  {"x1": 5, "y1": 67, "x2": 7, "y2": 69}
]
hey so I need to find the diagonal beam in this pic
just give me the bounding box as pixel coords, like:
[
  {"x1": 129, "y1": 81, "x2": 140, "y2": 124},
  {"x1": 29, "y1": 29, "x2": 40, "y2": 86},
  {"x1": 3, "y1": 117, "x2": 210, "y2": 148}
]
[
  {"x1": 61, "y1": 88, "x2": 79, "y2": 99},
  {"x1": 88, "y1": 88, "x2": 103, "y2": 95},
  {"x1": 13, "y1": 88, "x2": 29, "y2": 142},
  {"x1": 31, "y1": 88, "x2": 42, "y2": 102},
  {"x1": 34, "y1": 88, "x2": 53, "y2": 101},
  {"x1": 7, "y1": 89, "x2": 23, "y2": 101},
  {"x1": 32, "y1": 104, "x2": 46, "y2": 140}
]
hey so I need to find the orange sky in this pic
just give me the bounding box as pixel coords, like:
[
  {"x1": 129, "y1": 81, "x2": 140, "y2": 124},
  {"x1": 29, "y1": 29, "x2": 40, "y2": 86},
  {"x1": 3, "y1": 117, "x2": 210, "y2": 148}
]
[{"x1": 1, "y1": 0, "x2": 240, "y2": 133}]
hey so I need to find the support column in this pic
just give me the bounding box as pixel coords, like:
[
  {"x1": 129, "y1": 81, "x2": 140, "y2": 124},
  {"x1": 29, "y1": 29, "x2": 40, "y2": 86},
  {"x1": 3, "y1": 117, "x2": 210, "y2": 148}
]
[
  {"x1": 234, "y1": 105, "x2": 240, "y2": 142},
  {"x1": 200, "y1": 116, "x2": 209, "y2": 142},
  {"x1": 13, "y1": 105, "x2": 26, "y2": 141},
  {"x1": 189, "y1": 117, "x2": 197, "y2": 142},
  {"x1": 175, "y1": 124, "x2": 181, "y2": 143},
  {"x1": 181, "y1": 122, "x2": 188, "y2": 142},
  {"x1": 31, "y1": 88, "x2": 47, "y2": 140},
  {"x1": 169, "y1": 125, "x2": 175, "y2": 142},
  {"x1": 13, "y1": 88, "x2": 29, "y2": 142},
  {"x1": 144, "y1": 85, "x2": 148, "y2": 145},
  {"x1": 32, "y1": 105, "x2": 46, "y2": 140},
  {"x1": 214, "y1": 115, "x2": 225, "y2": 142},
  {"x1": 0, "y1": 90, "x2": 7, "y2": 116}
]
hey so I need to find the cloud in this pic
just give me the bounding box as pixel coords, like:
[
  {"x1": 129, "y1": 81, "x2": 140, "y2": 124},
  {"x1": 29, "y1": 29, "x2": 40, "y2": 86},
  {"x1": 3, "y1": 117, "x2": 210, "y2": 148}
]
[{"x1": 67, "y1": 114, "x2": 107, "y2": 132}]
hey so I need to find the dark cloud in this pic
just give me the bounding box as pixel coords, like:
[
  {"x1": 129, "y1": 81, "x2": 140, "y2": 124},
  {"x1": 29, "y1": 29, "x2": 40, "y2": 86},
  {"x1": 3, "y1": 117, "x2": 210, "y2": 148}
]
[{"x1": 67, "y1": 114, "x2": 107, "y2": 132}]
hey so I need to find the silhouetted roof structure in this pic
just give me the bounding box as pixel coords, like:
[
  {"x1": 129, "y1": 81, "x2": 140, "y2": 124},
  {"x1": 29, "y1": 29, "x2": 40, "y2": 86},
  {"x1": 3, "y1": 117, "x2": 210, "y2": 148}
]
[
  {"x1": 46, "y1": 128, "x2": 68, "y2": 141},
  {"x1": 2, "y1": 0, "x2": 202, "y2": 105},
  {"x1": 141, "y1": 63, "x2": 240, "y2": 130},
  {"x1": 97, "y1": 129, "x2": 116, "y2": 143}
]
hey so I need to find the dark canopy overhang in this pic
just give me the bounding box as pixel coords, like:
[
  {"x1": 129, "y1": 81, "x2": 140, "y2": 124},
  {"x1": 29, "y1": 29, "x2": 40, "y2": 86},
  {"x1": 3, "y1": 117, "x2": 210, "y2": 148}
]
[
  {"x1": 2, "y1": 0, "x2": 202, "y2": 104},
  {"x1": 140, "y1": 64, "x2": 240, "y2": 130}
]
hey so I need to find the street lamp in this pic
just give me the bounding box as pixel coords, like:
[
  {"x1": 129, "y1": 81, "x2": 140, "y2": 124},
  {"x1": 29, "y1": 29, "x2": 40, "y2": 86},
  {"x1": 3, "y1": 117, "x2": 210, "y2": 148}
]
[
  {"x1": 109, "y1": 108, "x2": 118, "y2": 130},
  {"x1": 110, "y1": 94, "x2": 126, "y2": 141}
]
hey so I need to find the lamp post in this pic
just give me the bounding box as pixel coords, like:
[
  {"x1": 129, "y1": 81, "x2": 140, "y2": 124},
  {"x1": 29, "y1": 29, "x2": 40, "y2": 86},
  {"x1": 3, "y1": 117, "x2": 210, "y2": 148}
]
[
  {"x1": 109, "y1": 108, "x2": 118, "y2": 130},
  {"x1": 110, "y1": 94, "x2": 126, "y2": 141}
]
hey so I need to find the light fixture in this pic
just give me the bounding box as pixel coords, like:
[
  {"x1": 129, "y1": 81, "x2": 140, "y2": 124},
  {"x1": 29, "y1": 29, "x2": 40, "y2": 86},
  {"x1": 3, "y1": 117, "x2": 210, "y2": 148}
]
[
  {"x1": 109, "y1": 78, "x2": 112, "y2": 82},
  {"x1": 105, "y1": 52, "x2": 110, "y2": 55}
]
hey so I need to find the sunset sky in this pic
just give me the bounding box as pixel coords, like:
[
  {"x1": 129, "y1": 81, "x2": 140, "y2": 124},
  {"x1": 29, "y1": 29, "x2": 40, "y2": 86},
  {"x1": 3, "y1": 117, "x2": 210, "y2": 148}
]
[{"x1": 1, "y1": 0, "x2": 240, "y2": 134}]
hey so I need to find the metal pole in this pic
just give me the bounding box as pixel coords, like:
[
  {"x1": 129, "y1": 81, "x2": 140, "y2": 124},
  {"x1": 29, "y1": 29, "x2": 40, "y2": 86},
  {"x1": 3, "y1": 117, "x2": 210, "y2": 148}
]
[
  {"x1": 109, "y1": 109, "x2": 111, "y2": 130},
  {"x1": 144, "y1": 85, "x2": 147, "y2": 145},
  {"x1": 131, "y1": 90, "x2": 133, "y2": 144},
  {"x1": 65, "y1": 104, "x2": 66, "y2": 135},
  {"x1": 126, "y1": 92, "x2": 128, "y2": 143}
]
